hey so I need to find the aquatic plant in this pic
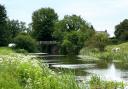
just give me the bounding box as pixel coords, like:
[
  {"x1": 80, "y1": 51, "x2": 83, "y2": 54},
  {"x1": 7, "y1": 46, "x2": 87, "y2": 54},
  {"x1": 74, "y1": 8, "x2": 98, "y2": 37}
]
[{"x1": 89, "y1": 75, "x2": 124, "y2": 89}]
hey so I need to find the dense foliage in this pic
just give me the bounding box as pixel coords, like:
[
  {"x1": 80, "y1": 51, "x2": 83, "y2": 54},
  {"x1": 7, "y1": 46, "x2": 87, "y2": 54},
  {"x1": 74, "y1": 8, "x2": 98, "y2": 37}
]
[
  {"x1": 87, "y1": 32, "x2": 109, "y2": 52},
  {"x1": 14, "y1": 33, "x2": 37, "y2": 52},
  {"x1": 54, "y1": 15, "x2": 95, "y2": 55},
  {"x1": 7, "y1": 19, "x2": 29, "y2": 42},
  {"x1": 80, "y1": 41, "x2": 128, "y2": 63},
  {"x1": 32, "y1": 8, "x2": 58, "y2": 41},
  {"x1": 0, "y1": 5, "x2": 9, "y2": 46},
  {"x1": 115, "y1": 19, "x2": 128, "y2": 41}
]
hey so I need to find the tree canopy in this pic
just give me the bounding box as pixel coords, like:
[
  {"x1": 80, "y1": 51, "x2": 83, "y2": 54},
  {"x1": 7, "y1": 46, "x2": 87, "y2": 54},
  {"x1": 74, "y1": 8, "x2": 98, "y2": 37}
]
[
  {"x1": 53, "y1": 15, "x2": 94, "y2": 41},
  {"x1": 7, "y1": 19, "x2": 29, "y2": 41},
  {"x1": 0, "y1": 4, "x2": 9, "y2": 46},
  {"x1": 53, "y1": 15, "x2": 95, "y2": 55},
  {"x1": 32, "y1": 7, "x2": 58, "y2": 41},
  {"x1": 115, "y1": 19, "x2": 128, "y2": 41}
]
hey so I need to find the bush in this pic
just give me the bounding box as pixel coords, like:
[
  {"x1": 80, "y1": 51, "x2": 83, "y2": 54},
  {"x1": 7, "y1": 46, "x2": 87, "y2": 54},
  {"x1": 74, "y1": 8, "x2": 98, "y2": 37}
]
[
  {"x1": 60, "y1": 31, "x2": 85, "y2": 55},
  {"x1": 14, "y1": 33, "x2": 37, "y2": 52},
  {"x1": 88, "y1": 32, "x2": 109, "y2": 52}
]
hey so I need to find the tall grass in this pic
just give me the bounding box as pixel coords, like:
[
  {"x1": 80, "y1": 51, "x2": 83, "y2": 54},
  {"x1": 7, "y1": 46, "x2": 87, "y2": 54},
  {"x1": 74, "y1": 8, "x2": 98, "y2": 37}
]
[
  {"x1": 80, "y1": 42, "x2": 128, "y2": 62},
  {"x1": 89, "y1": 75, "x2": 124, "y2": 89},
  {"x1": 0, "y1": 53, "x2": 80, "y2": 89}
]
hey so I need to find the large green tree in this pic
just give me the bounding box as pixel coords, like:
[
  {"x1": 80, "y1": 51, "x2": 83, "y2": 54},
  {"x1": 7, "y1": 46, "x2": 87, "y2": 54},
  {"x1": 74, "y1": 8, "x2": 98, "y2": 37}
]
[
  {"x1": 54, "y1": 15, "x2": 94, "y2": 41},
  {"x1": 53, "y1": 15, "x2": 95, "y2": 55},
  {"x1": 32, "y1": 8, "x2": 58, "y2": 41},
  {"x1": 0, "y1": 4, "x2": 9, "y2": 46},
  {"x1": 115, "y1": 19, "x2": 128, "y2": 41}
]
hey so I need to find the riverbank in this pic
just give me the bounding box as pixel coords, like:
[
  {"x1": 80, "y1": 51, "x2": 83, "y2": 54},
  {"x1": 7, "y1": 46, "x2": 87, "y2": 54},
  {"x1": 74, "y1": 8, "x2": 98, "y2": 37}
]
[
  {"x1": 0, "y1": 47, "x2": 126, "y2": 89},
  {"x1": 80, "y1": 42, "x2": 128, "y2": 62},
  {"x1": 0, "y1": 47, "x2": 80, "y2": 89}
]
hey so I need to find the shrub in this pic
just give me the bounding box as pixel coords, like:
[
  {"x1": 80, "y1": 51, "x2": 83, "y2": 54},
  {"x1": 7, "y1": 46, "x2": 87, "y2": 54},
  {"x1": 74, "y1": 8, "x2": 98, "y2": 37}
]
[
  {"x1": 61, "y1": 39, "x2": 73, "y2": 55},
  {"x1": 14, "y1": 33, "x2": 37, "y2": 52},
  {"x1": 60, "y1": 31, "x2": 85, "y2": 55},
  {"x1": 87, "y1": 32, "x2": 109, "y2": 52}
]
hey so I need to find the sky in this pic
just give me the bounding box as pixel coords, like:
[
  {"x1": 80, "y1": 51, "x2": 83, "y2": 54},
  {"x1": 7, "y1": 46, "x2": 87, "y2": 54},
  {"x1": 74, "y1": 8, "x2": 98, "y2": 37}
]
[{"x1": 1, "y1": 0, "x2": 128, "y2": 37}]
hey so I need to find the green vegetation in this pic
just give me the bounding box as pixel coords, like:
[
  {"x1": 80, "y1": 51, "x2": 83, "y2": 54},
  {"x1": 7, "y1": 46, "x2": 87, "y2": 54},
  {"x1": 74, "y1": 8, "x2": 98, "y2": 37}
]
[
  {"x1": 14, "y1": 33, "x2": 37, "y2": 52},
  {"x1": 0, "y1": 47, "x2": 15, "y2": 55},
  {"x1": 89, "y1": 76, "x2": 124, "y2": 89},
  {"x1": 87, "y1": 32, "x2": 109, "y2": 52},
  {"x1": 0, "y1": 49, "x2": 80, "y2": 89},
  {"x1": 80, "y1": 42, "x2": 128, "y2": 62},
  {"x1": 32, "y1": 7, "x2": 58, "y2": 41},
  {"x1": 0, "y1": 47, "x2": 126, "y2": 89},
  {"x1": 1, "y1": 3, "x2": 128, "y2": 89},
  {"x1": 1, "y1": 4, "x2": 128, "y2": 55},
  {"x1": 115, "y1": 19, "x2": 128, "y2": 41},
  {"x1": 53, "y1": 15, "x2": 94, "y2": 55},
  {"x1": 0, "y1": 4, "x2": 9, "y2": 46},
  {"x1": 7, "y1": 19, "x2": 29, "y2": 42}
]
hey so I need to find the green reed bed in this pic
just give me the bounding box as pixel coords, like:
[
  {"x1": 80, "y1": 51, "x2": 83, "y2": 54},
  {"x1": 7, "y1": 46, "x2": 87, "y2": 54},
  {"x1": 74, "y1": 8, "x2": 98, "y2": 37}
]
[{"x1": 89, "y1": 75, "x2": 124, "y2": 89}]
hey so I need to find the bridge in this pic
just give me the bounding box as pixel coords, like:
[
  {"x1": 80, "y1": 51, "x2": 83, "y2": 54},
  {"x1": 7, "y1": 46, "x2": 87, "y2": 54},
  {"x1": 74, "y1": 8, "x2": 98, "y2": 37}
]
[{"x1": 39, "y1": 41, "x2": 59, "y2": 54}]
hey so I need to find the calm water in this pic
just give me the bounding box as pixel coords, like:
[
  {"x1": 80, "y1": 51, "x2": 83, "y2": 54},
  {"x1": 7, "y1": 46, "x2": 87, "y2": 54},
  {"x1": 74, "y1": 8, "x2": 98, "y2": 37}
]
[{"x1": 40, "y1": 55, "x2": 128, "y2": 82}]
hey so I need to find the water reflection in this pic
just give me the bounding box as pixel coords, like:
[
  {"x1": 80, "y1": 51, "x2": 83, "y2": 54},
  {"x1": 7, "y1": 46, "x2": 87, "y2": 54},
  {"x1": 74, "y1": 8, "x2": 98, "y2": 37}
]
[
  {"x1": 105, "y1": 63, "x2": 121, "y2": 81},
  {"x1": 41, "y1": 56, "x2": 128, "y2": 83},
  {"x1": 86, "y1": 63, "x2": 122, "y2": 81}
]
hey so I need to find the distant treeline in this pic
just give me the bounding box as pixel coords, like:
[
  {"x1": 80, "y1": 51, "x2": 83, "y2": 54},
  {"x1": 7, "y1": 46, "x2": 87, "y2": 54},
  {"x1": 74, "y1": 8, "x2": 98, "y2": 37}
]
[{"x1": 0, "y1": 4, "x2": 128, "y2": 54}]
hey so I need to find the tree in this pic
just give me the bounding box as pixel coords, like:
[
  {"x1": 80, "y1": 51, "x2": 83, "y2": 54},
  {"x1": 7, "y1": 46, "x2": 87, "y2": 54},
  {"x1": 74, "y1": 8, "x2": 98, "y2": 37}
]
[
  {"x1": 7, "y1": 19, "x2": 29, "y2": 42},
  {"x1": 53, "y1": 15, "x2": 94, "y2": 41},
  {"x1": 115, "y1": 19, "x2": 128, "y2": 41},
  {"x1": 0, "y1": 4, "x2": 9, "y2": 46},
  {"x1": 32, "y1": 7, "x2": 58, "y2": 41},
  {"x1": 53, "y1": 15, "x2": 95, "y2": 55},
  {"x1": 7, "y1": 19, "x2": 20, "y2": 39},
  {"x1": 88, "y1": 32, "x2": 109, "y2": 52}
]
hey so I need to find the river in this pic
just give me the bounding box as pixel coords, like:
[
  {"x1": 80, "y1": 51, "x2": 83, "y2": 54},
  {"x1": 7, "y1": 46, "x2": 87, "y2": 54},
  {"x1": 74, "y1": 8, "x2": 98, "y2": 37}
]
[{"x1": 40, "y1": 55, "x2": 128, "y2": 83}]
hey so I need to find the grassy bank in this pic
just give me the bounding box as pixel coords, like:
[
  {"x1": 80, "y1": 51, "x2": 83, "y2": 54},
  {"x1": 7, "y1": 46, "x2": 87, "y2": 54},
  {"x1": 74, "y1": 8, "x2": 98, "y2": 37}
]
[
  {"x1": 0, "y1": 47, "x2": 15, "y2": 55},
  {"x1": 80, "y1": 42, "x2": 128, "y2": 62},
  {"x1": 0, "y1": 47, "x2": 80, "y2": 89}
]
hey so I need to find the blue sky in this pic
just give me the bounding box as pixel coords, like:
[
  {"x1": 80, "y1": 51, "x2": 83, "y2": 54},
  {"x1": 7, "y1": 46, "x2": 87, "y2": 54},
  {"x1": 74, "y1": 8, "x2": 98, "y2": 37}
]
[{"x1": 1, "y1": 0, "x2": 128, "y2": 36}]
